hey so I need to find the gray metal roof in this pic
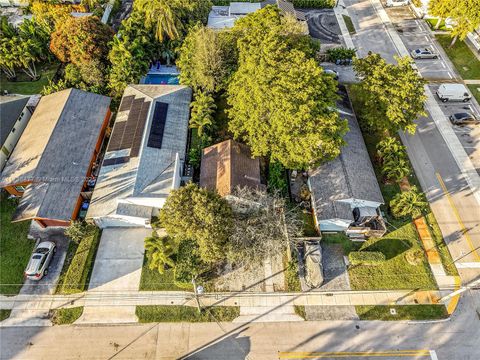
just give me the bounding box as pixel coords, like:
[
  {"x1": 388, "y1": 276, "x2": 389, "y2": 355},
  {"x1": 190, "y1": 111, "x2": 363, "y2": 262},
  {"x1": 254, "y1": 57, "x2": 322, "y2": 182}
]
[
  {"x1": 86, "y1": 85, "x2": 192, "y2": 220},
  {"x1": 0, "y1": 95, "x2": 30, "y2": 145},
  {"x1": 0, "y1": 89, "x2": 111, "y2": 222},
  {"x1": 308, "y1": 90, "x2": 384, "y2": 221}
]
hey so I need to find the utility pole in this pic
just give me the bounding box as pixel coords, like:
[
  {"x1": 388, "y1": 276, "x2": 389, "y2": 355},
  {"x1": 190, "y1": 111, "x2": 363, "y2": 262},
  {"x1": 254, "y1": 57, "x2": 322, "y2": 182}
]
[{"x1": 192, "y1": 277, "x2": 202, "y2": 314}]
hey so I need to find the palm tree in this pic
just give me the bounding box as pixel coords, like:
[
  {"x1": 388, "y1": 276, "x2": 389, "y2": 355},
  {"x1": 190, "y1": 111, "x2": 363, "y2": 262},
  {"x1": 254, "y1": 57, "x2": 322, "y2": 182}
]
[
  {"x1": 144, "y1": 234, "x2": 176, "y2": 274},
  {"x1": 134, "y1": 0, "x2": 181, "y2": 42},
  {"x1": 376, "y1": 136, "x2": 406, "y2": 164},
  {"x1": 390, "y1": 186, "x2": 428, "y2": 219},
  {"x1": 189, "y1": 91, "x2": 216, "y2": 137}
]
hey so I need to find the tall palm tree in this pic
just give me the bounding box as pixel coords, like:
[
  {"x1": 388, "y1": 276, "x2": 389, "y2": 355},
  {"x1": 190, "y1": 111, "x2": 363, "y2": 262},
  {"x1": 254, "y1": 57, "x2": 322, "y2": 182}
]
[
  {"x1": 189, "y1": 91, "x2": 216, "y2": 137},
  {"x1": 390, "y1": 186, "x2": 428, "y2": 219},
  {"x1": 382, "y1": 158, "x2": 411, "y2": 182},
  {"x1": 144, "y1": 234, "x2": 176, "y2": 274},
  {"x1": 134, "y1": 0, "x2": 181, "y2": 42}
]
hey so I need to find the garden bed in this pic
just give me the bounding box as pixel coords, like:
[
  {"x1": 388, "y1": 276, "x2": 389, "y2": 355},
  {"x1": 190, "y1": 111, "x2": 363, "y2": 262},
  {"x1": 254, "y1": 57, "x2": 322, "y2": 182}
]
[
  {"x1": 356, "y1": 305, "x2": 448, "y2": 320},
  {"x1": 50, "y1": 307, "x2": 84, "y2": 325}
]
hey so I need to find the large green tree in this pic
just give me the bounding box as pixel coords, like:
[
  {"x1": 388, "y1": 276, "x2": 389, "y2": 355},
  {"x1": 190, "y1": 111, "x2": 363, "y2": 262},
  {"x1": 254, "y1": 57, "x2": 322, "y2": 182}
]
[
  {"x1": 428, "y1": 0, "x2": 455, "y2": 29},
  {"x1": 227, "y1": 6, "x2": 346, "y2": 169},
  {"x1": 448, "y1": 0, "x2": 480, "y2": 46},
  {"x1": 50, "y1": 15, "x2": 113, "y2": 66},
  {"x1": 159, "y1": 183, "x2": 233, "y2": 263},
  {"x1": 353, "y1": 53, "x2": 426, "y2": 135},
  {"x1": 177, "y1": 25, "x2": 234, "y2": 93}
]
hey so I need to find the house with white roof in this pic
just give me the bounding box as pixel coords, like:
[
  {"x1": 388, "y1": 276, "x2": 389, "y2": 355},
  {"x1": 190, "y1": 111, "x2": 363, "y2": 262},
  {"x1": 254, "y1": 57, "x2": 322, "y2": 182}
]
[{"x1": 86, "y1": 85, "x2": 192, "y2": 228}]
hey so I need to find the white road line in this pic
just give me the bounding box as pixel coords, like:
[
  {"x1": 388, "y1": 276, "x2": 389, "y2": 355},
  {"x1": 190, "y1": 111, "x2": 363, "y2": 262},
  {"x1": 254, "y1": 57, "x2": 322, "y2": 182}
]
[
  {"x1": 430, "y1": 350, "x2": 439, "y2": 360},
  {"x1": 441, "y1": 62, "x2": 446, "y2": 68},
  {"x1": 448, "y1": 72, "x2": 453, "y2": 79},
  {"x1": 424, "y1": 35, "x2": 429, "y2": 42}
]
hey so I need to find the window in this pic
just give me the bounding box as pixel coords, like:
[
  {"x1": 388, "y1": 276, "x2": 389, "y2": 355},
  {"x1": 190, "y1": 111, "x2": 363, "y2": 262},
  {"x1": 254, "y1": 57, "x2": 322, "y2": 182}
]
[
  {"x1": 14, "y1": 185, "x2": 25, "y2": 192},
  {"x1": 11, "y1": 127, "x2": 15, "y2": 133},
  {"x1": 18, "y1": 111, "x2": 24, "y2": 121}
]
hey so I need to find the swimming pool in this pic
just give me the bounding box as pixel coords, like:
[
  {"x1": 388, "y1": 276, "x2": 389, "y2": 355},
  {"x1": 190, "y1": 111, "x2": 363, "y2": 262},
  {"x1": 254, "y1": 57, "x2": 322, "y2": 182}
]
[{"x1": 143, "y1": 73, "x2": 180, "y2": 85}]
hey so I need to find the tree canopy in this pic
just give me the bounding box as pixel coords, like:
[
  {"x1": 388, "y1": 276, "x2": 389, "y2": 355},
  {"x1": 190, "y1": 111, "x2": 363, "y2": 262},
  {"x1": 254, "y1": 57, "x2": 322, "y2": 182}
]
[
  {"x1": 227, "y1": 6, "x2": 347, "y2": 169},
  {"x1": 353, "y1": 53, "x2": 426, "y2": 135},
  {"x1": 158, "y1": 183, "x2": 233, "y2": 263},
  {"x1": 50, "y1": 15, "x2": 113, "y2": 66}
]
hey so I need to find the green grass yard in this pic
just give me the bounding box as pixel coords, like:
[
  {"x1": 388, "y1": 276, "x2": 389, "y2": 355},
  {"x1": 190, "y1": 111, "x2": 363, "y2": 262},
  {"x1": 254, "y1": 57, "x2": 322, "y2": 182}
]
[
  {"x1": 435, "y1": 35, "x2": 480, "y2": 79},
  {"x1": 425, "y1": 18, "x2": 447, "y2": 31},
  {"x1": 356, "y1": 305, "x2": 448, "y2": 320},
  {"x1": 136, "y1": 305, "x2": 240, "y2": 323},
  {"x1": 467, "y1": 84, "x2": 480, "y2": 104},
  {"x1": 139, "y1": 255, "x2": 191, "y2": 291},
  {"x1": 0, "y1": 63, "x2": 59, "y2": 95},
  {"x1": 0, "y1": 193, "x2": 34, "y2": 295},
  {"x1": 343, "y1": 15, "x2": 356, "y2": 34}
]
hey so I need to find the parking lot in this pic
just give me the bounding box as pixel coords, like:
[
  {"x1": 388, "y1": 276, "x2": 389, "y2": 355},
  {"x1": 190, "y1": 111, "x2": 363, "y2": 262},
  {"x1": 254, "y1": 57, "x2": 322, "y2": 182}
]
[
  {"x1": 429, "y1": 83, "x2": 480, "y2": 173},
  {"x1": 395, "y1": 19, "x2": 458, "y2": 80}
]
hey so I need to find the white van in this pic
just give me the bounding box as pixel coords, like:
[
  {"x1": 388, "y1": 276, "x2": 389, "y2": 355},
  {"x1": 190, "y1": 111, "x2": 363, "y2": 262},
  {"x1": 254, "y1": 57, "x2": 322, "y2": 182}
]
[{"x1": 436, "y1": 84, "x2": 471, "y2": 102}]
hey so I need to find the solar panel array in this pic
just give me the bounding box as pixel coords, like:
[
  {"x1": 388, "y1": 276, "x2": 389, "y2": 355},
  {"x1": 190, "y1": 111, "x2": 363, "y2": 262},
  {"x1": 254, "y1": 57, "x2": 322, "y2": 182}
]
[
  {"x1": 106, "y1": 95, "x2": 151, "y2": 164},
  {"x1": 147, "y1": 102, "x2": 169, "y2": 149},
  {"x1": 107, "y1": 96, "x2": 151, "y2": 157}
]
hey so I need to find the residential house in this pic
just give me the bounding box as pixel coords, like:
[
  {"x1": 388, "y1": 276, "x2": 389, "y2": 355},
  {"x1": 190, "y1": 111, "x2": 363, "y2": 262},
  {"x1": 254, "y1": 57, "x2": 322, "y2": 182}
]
[
  {"x1": 0, "y1": 95, "x2": 37, "y2": 170},
  {"x1": 308, "y1": 95, "x2": 386, "y2": 239},
  {"x1": 86, "y1": 85, "x2": 192, "y2": 228},
  {"x1": 0, "y1": 88, "x2": 111, "y2": 227},
  {"x1": 200, "y1": 139, "x2": 265, "y2": 196},
  {"x1": 207, "y1": 0, "x2": 306, "y2": 30}
]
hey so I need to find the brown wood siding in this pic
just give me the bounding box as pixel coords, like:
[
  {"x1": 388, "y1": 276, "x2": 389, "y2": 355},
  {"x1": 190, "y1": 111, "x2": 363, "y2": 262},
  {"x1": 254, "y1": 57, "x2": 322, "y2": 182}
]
[{"x1": 3, "y1": 181, "x2": 32, "y2": 196}]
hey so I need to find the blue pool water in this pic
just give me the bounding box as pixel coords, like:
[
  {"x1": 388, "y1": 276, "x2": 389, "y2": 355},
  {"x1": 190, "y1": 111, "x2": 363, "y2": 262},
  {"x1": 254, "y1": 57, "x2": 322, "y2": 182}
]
[{"x1": 144, "y1": 74, "x2": 180, "y2": 85}]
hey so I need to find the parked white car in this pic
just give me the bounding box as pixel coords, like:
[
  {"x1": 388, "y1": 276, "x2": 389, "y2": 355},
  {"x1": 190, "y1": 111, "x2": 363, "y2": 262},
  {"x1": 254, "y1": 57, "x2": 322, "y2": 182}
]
[
  {"x1": 24, "y1": 241, "x2": 56, "y2": 280},
  {"x1": 436, "y1": 84, "x2": 471, "y2": 103},
  {"x1": 386, "y1": 0, "x2": 409, "y2": 7}
]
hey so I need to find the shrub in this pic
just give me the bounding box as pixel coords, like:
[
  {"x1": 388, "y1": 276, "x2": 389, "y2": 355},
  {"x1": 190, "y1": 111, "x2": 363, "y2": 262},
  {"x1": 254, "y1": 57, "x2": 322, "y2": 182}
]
[
  {"x1": 144, "y1": 234, "x2": 176, "y2": 274},
  {"x1": 174, "y1": 239, "x2": 210, "y2": 284},
  {"x1": 65, "y1": 221, "x2": 97, "y2": 244},
  {"x1": 60, "y1": 226, "x2": 100, "y2": 294},
  {"x1": 376, "y1": 137, "x2": 411, "y2": 181},
  {"x1": 348, "y1": 251, "x2": 386, "y2": 266},
  {"x1": 327, "y1": 47, "x2": 357, "y2": 62},
  {"x1": 268, "y1": 161, "x2": 288, "y2": 196},
  {"x1": 390, "y1": 186, "x2": 428, "y2": 219}
]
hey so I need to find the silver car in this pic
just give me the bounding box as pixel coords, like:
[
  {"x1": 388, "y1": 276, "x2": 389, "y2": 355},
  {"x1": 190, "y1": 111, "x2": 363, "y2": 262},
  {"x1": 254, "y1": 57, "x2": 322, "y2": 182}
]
[
  {"x1": 449, "y1": 112, "x2": 479, "y2": 125},
  {"x1": 411, "y1": 48, "x2": 439, "y2": 59},
  {"x1": 24, "y1": 241, "x2": 56, "y2": 280}
]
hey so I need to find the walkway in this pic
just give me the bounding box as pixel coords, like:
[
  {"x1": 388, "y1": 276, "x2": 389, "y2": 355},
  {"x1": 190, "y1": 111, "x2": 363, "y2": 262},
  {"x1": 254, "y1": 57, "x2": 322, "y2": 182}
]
[{"x1": 77, "y1": 227, "x2": 150, "y2": 324}]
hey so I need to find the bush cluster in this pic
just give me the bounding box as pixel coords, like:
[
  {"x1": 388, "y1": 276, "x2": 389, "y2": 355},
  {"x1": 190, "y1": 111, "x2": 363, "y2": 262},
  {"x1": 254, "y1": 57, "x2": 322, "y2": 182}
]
[
  {"x1": 348, "y1": 251, "x2": 386, "y2": 266},
  {"x1": 327, "y1": 47, "x2": 357, "y2": 62}
]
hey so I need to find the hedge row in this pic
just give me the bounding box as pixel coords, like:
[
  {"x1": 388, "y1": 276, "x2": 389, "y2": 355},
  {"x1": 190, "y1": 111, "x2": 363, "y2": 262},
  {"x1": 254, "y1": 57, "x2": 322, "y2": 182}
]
[
  {"x1": 60, "y1": 228, "x2": 100, "y2": 294},
  {"x1": 211, "y1": 0, "x2": 335, "y2": 9},
  {"x1": 348, "y1": 251, "x2": 386, "y2": 266}
]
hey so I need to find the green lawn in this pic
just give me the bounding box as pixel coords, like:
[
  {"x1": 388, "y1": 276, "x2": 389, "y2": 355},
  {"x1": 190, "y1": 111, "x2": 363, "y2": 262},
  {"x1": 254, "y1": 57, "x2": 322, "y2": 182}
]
[
  {"x1": 0, "y1": 310, "x2": 11, "y2": 322},
  {"x1": 435, "y1": 35, "x2": 480, "y2": 79},
  {"x1": 0, "y1": 63, "x2": 59, "y2": 95},
  {"x1": 0, "y1": 193, "x2": 34, "y2": 295},
  {"x1": 50, "y1": 307, "x2": 83, "y2": 325},
  {"x1": 425, "y1": 18, "x2": 447, "y2": 31},
  {"x1": 348, "y1": 224, "x2": 437, "y2": 290},
  {"x1": 467, "y1": 84, "x2": 480, "y2": 104},
  {"x1": 356, "y1": 305, "x2": 448, "y2": 320},
  {"x1": 343, "y1": 15, "x2": 356, "y2": 34},
  {"x1": 322, "y1": 233, "x2": 359, "y2": 254},
  {"x1": 139, "y1": 255, "x2": 191, "y2": 291},
  {"x1": 136, "y1": 305, "x2": 240, "y2": 323}
]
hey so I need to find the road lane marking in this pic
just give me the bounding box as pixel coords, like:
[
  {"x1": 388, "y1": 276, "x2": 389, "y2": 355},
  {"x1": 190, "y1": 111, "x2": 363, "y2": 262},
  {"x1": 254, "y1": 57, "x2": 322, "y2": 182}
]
[
  {"x1": 436, "y1": 172, "x2": 480, "y2": 261},
  {"x1": 278, "y1": 350, "x2": 432, "y2": 359},
  {"x1": 429, "y1": 350, "x2": 438, "y2": 360}
]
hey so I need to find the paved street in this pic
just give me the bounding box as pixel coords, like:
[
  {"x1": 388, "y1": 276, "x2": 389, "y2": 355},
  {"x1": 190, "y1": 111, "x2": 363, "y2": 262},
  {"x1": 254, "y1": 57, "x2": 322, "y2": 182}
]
[
  {"x1": 341, "y1": 0, "x2": 480, "y2": 280},
  {"x1": 0, "y1": 290, "x2": 478, "y2": 359}
]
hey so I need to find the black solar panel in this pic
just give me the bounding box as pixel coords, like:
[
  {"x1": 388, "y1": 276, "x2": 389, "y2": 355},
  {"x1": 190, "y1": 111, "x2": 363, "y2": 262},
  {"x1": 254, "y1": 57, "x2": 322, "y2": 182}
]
[
  {"x1": 119, "y1": 95, "x2": 134, "y2": 112},
  {"x1": 102, "y1": 156, "x2": 130, "y2": 167},
  {"x1": 107, "y1": 121, "x2": 126, "y2": 152},
  {"x1": 147, "y1": 102, "x2": 168, "y2": 149},
  {"x1": 131, "y1": 100, "x2": 151, "y2": 157}
]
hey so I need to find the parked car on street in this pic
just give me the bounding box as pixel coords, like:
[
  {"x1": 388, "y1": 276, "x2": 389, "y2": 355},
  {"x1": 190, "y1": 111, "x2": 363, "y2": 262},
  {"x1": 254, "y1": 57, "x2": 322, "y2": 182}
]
[
  {"x1": 24, "y1": 241, "x2": 56, "y2": 280},
  {"x1": 449, "y1": 112, "x2": 479, "y2": 125},
  {"x1": 411, "y1": 48, "x2": 439, "y2": 59},
  {"x1": 386, "y1": 0, "x2": 409, "y2": 7},
  {"x1": 436, "y1": 84, "x2": 471, "y2": 102}
]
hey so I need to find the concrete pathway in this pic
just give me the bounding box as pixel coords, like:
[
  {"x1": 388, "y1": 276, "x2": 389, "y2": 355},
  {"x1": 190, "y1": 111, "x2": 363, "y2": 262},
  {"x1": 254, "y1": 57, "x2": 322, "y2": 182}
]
[{"x1": 77, "y1": 227, "x2": 150, "y2": 324}]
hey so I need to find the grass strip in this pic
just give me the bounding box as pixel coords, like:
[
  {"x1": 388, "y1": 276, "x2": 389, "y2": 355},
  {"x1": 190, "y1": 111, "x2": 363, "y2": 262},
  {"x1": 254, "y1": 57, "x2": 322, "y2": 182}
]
[
  {"x1": 356, "y1": 305, "x2": 448, "y2": 320},
  {"x1": 343, "y1": 15, "x2": 356, "y2": 34},
  {"x1": 435, "y1": 35, "x2": 480, "y2": 79},
  {"x1": 136, "y1": 305, "x2": 240, "y2": 323},
  {"x1": 50, "y1": 307, "x2": 84, "y2": 325}
]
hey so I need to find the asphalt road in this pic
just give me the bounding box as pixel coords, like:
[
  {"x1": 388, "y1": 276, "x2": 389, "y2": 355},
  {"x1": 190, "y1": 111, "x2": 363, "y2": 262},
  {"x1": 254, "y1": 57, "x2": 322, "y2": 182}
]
[
  {"x1": 0, "y1": 290, "x2": 478, "y2": 359},
  {"x1": 342, "y1": 0, "x2": 480, "y2": 278}
]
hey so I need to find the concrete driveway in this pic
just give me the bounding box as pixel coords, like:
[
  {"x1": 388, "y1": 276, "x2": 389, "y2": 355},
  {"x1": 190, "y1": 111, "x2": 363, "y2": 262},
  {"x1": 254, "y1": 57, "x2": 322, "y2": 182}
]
[{"x1": 78, "y1": 227, "x2": 151, "y2": 324}]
